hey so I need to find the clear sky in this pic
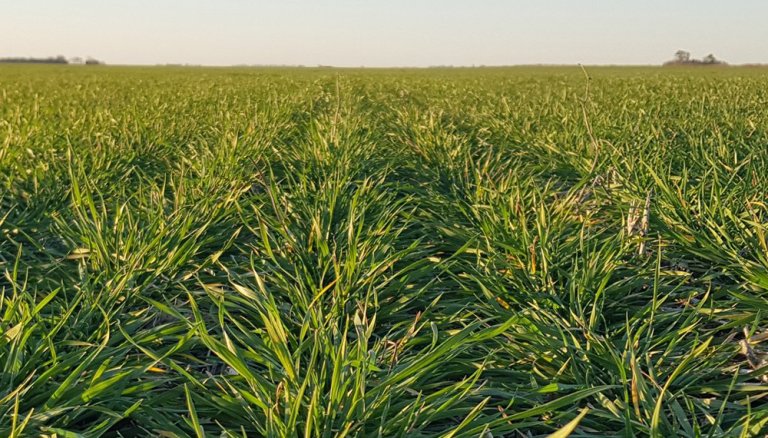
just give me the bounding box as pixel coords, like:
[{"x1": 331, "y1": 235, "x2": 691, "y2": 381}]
[{"x1": 1, "y1": 0, "x2": 766, "y2": 67}]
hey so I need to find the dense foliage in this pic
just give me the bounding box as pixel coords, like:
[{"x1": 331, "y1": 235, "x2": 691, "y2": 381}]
[{"x1": 2, "y1": 65, "x2": 768, "y2": 437}]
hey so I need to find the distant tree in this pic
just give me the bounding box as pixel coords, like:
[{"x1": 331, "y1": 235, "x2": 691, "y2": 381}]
[
  {"x1": 702, "y1": 54, "x2": 719, "y2": 64},
  {"x1": 674, "y1": 50, "x2": 691, "y2": 63},
  {"x1": 85, "y1": 57, "x2": 104, "y2": 65}
]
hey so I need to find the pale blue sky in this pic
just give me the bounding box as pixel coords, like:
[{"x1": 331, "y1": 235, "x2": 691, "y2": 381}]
[{"x1": 1, "y1": 0, "x2": 766, "y2": 66}]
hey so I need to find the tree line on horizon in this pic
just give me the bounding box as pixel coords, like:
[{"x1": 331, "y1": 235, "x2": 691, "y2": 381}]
[
  {"x1": 0, "y1": 55, "x2": 104, "y2": 65},
  {"x1": 664, "y1": 50, "x2": 727, "y2": 66}
]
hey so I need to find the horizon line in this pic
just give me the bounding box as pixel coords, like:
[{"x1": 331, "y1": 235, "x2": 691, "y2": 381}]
[{"x1": 5, "y1": 61, "x2": 768, "y2": 69}]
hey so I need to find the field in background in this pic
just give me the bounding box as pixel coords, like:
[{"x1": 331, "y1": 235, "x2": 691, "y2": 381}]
[{"x1": 2, "y1": 65, "x2": 768, "y2": 436}]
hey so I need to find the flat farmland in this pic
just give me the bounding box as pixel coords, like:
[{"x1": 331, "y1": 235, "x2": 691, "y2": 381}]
[{"x1": 2, "y1": 65, "x2": 768, "y2": 436}]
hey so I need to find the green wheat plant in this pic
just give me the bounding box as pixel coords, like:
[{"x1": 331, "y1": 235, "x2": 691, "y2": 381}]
[{"x1": 1, "y1": 65, "x2": 768, "y2": 436}]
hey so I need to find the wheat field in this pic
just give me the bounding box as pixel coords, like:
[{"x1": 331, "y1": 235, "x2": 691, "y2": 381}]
[{"x1": 2, "y1": 65, "x2": 768, "y2": 436}]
